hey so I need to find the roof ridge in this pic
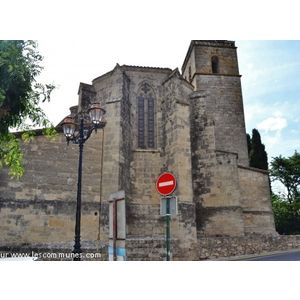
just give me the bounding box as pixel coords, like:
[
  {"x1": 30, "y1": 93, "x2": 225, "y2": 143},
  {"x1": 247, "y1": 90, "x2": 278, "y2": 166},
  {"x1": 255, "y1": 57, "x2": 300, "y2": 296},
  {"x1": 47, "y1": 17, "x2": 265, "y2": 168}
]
[{"x1": 121, "y1": 64, "x2": 172, "y2": 71}]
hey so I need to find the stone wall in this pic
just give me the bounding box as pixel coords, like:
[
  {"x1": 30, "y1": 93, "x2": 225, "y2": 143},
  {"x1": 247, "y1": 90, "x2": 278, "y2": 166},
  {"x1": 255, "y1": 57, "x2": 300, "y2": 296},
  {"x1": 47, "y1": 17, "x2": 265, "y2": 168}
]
[
  {"x1": 189, "y1": 90, "x2": 245, "y2": 237},
  {"x1": 2, "y1": 235, "x2": 300, "y2": 261},
  {"x1": 197, "y1": 235, "x2": 300, "y2": 260},
  {"x1": 0, "y1": 198, "x2": 100, "y2": 245},
  {"x1": 162, "y1": 70, "x2": 194, "y2": 202},
  {"x1": 0, "y1": 132, "x2": 103, "y2": 246},
  {"x1": 196, "y1": 150, "x2": 245, "y2": 237},
  {"x1": 127, "y1": 234, "x2": 300, "y2": 260},
  {"x1": 238, "y1": 166, "x2": 276, "y2": 235},
  {"x1": 203, "y1": 75, "x2": 248, "y2": 167}
]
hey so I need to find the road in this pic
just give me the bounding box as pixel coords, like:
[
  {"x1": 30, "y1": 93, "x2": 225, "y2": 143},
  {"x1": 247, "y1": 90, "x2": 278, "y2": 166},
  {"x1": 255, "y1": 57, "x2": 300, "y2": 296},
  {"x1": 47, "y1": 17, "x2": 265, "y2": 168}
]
[{"x1": 240, "y1": 250, "x2": 300, "y2": 261}]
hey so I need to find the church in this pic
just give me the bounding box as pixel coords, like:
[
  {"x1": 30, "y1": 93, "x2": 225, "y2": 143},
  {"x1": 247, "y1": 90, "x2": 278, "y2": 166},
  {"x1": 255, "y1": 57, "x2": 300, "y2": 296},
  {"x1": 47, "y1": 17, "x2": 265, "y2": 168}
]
[{"x1": 0, "y1": 40, "x2": 277, "y2": 260}]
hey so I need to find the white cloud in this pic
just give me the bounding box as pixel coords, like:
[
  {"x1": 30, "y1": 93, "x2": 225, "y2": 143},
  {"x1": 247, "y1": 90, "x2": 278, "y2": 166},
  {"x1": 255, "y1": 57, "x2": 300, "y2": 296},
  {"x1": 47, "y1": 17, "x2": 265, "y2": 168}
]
[
  {"x1": 263, "y1": 130, "x2": 282, "y2": 150},
  {"x1": 257, "y1": 117, "x2": 287, "y2": 132},
  {"x1": 247, "y1": 63, "x2": 254, "y2": 69}
]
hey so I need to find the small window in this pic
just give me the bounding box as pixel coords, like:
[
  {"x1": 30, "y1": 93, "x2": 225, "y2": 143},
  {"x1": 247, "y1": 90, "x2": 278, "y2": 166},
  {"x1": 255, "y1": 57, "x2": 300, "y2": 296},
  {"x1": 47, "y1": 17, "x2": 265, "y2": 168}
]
[{"x1": 212, "y1": 56, "x2": 219, "y2": 73}]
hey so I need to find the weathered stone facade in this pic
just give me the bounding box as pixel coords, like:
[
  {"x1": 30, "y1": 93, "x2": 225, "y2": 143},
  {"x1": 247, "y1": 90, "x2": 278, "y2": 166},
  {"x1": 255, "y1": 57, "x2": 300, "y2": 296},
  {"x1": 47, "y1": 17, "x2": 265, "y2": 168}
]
[{"x1": 0, "y1": 40, "x2": 279, "y2": 260}]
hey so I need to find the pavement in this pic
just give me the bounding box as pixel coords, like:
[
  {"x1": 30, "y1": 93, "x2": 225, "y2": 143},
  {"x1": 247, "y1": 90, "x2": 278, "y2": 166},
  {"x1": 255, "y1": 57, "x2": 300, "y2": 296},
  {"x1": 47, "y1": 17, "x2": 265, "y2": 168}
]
[{"x1": 211, "y1": 247, "x2": 300, "y2": 261}]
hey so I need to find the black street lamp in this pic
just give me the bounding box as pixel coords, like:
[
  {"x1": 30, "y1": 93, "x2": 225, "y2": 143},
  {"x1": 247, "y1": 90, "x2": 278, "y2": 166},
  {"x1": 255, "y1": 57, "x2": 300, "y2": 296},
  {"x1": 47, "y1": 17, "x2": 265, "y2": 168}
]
[{"x1": 61, "y1": 102, "x2": 106, "y2": 261}]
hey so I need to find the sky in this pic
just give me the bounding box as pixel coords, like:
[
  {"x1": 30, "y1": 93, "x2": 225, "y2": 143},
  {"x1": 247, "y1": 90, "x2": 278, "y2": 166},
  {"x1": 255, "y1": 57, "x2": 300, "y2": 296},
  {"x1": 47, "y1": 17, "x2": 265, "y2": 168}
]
[
  {"x1": 2, "y1": 0, "x2": 298, "y2": 168},
  {"x1": 36, "y1": 40, "x2": 300, "y2": 167},
  {"x1": 237, "y1": 41, "x2": 300, "y2": 157}
]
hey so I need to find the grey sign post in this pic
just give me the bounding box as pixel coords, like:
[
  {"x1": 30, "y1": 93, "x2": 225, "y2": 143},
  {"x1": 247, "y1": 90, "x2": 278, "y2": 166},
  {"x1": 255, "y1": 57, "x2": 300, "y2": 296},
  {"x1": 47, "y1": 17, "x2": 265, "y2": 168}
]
[
  {"x1": 160, "y1": 196, "x2": 178, "y2": 261},
  {"x1": 156, "y1": 172, "x2": 177, "y2": 261}
]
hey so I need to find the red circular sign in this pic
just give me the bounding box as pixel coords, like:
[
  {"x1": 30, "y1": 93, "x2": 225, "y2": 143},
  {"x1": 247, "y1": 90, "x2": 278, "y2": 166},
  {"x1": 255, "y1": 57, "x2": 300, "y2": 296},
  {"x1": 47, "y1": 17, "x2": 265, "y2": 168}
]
[{"x1": 156, "y1": 172, "x2": 177, "y2": 196}]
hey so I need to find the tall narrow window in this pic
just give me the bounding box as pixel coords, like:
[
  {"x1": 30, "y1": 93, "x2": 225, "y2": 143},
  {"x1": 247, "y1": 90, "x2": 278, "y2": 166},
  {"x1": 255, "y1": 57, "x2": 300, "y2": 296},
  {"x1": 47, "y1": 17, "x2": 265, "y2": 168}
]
[
  {"x1": 138, "y1": 95, "x2": 145, "y2": 147},
  {"x1": 188, "y1": 66, "x2": 192, "y2": 82},
  {"x1": 137, "y1": 83, "x2": 156, "y2": 149},
  {"x1": 212, "y1": 56, "x2": 219, "y2": 73},
  {"x1": 148, "y1": 96, "x2": 155, "y2": 148}
]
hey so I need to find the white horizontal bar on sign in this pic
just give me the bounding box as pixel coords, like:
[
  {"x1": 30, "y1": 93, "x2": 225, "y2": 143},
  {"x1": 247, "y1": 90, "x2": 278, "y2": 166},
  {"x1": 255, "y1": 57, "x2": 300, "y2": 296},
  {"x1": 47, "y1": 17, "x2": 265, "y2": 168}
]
[{"x1": 158, "y1": 180, "x2": 174, "y2": 187}]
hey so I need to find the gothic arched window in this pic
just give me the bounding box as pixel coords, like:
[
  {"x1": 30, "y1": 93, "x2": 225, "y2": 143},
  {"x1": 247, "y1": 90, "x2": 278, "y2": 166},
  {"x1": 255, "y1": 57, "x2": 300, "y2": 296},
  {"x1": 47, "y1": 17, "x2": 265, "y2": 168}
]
[
  {"x1": 137, "y1": 83, "x2": 155, "y2": 149},
  {"x1": 211, "y1": 56, "x2": 219, "y2": 73}
]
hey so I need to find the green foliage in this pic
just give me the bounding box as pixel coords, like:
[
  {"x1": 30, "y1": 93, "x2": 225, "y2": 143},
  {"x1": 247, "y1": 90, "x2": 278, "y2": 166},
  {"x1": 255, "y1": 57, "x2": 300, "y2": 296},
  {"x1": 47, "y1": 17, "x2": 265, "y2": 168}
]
[
  {"x1": 271, "y1": 193, "x2": 300, "y2": 234},
  {"x1": 270, "y1": 151, "x2": 300, "y2": 203},
  {"x1": 0, "y1": 40, "x2": 55, "y2": 133},
  {"x1": 270, "y1": 151, "x2": 300, "y2": 234},
  {"x1": 249, "y1": 128, "x2": 268, "y2": 170},
  {"x1": 0, "y1": 133, "x2": 24, "y2": 179},
  {"x1": 0, "y1": 40, "x2": 56, "y2": 179},
  {"x1": 21, "y1": 130, "x2": 36, "y2": 143},
  {"x1": 42, "y1": 126, "x2": 58, "y2": 141},
  {"x1": 246, "y1": 133, "x2": 251, "y2": 157}
]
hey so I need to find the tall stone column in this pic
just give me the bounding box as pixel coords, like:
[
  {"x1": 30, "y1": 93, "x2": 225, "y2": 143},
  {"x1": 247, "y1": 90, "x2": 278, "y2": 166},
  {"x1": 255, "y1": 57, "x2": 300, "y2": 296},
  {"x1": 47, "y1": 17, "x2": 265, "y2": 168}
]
[{"x1": 162, "y1": 71, "x2": 197, "y2": 259}]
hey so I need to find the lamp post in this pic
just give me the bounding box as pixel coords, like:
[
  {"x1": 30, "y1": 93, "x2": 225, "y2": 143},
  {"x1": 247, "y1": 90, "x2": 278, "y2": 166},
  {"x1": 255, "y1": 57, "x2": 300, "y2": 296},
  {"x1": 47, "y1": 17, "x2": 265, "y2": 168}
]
[{"x1": 61, "y1": 102, "x2": 106, "y2": 261}]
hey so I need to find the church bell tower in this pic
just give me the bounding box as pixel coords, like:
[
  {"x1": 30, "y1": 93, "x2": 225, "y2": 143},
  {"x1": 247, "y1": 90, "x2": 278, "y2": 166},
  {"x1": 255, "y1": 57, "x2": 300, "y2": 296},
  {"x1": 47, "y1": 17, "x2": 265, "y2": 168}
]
[
  {"x1": 182, "y1": 40, "x2": 250, "y2": 236},
  {"x1": 182, "y1": 40, "x2": 249, "y2": 166}
]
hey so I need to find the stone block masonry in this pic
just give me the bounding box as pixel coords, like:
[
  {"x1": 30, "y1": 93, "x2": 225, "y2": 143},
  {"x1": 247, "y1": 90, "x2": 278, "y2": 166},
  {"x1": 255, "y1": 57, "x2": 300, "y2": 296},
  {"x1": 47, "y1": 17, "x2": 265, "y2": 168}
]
[
  {"x1": 0, "y1": 131, "x2": 104, "y2": 248},
  {"x1": 2, "y1": 235, "x2": 300, "y2": 261},
  {"x1": 0, "y1": 199, "x2": 100, "y2": 245}
]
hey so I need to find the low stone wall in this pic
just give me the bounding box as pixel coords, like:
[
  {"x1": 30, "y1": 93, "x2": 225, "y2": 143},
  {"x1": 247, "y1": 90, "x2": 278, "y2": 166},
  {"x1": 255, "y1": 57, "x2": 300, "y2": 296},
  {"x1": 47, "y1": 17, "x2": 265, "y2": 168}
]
[
  {"x1": 197, "y1": 235, "x2": 300, "y2": 260},
  {"x1": 126, "y1": 236, "x2": 166, "y2": 261},
  {"x1": 2, "y1": 235, "x2": 300, "y2": 261}
]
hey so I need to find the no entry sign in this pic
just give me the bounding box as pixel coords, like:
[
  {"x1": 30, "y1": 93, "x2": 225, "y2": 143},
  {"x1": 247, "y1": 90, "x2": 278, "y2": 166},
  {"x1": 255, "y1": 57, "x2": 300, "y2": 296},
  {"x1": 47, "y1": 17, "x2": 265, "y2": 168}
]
[{"x1": 156, "y1": 172, "x2": 177, "y2": 196}]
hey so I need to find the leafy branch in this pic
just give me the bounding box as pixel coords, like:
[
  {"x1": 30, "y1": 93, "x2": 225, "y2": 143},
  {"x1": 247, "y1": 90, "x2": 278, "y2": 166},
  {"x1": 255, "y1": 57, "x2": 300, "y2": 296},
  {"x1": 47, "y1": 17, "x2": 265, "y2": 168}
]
[{"x1": 0, "y1": 40, "x2": 57, "y2": 179}]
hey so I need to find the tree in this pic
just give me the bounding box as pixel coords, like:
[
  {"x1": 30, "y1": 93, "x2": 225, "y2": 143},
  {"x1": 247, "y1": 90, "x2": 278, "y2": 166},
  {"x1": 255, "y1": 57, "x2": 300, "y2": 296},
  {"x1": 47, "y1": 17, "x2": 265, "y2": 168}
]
[
  {"x1": 249, "y1": 128, "x2": 268, "y2": 170},
  {"x1": 270, "y1": 193, "x2": 300, "y2": 234},
  {"x1": 246, "y1": 133, "x2": 251, "y2": 156},
  {"x1": 0, "y1": 40, "x2": 56, "y2": 179},
  {"x1": 270, "y1": 151, "x2": 300, "y2": 204},
  {"x1": 270, "y1": 151, "x2": 300, "y2": 234}
]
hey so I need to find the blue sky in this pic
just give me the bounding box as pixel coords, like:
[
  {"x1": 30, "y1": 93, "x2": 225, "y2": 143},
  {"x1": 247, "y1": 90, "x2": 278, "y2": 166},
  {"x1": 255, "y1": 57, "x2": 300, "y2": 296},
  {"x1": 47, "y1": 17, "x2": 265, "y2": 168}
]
[{"x1": 237, "y1": 40, "x2": 300, "y2": 162}]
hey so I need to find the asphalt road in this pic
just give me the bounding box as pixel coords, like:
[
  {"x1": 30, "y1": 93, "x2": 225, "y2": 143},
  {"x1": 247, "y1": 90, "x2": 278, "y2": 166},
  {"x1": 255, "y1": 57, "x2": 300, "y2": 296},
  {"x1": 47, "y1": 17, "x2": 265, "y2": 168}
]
[{"x1": 240, "y1": 250, "x2": 300, "y2": 261}]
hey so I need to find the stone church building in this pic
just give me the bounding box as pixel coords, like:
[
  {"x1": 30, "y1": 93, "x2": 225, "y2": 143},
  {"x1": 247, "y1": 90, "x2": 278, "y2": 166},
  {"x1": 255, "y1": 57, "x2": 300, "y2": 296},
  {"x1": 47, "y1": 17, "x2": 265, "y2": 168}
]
[{"x1": 0, "y1": 40, "x2": 278, "y2": 260}]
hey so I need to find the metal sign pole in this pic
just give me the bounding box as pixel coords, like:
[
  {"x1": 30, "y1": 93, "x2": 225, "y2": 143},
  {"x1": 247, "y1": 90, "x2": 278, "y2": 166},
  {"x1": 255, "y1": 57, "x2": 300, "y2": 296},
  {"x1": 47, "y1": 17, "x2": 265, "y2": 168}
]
[
  {"x1": 166, "y1": 196, "x2": 170, "y2": 261},
  {"x1": 112, "y1": 198, "x2": 117, "y2": 261},
  {"x1": 156, "y1": 173, "x2": 177, "y2": 261}
]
